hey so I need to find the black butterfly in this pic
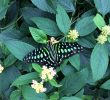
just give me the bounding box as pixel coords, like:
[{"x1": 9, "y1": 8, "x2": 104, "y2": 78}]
[{"x1": 23, "y1": 42, "x2": 83, "y2": 68}]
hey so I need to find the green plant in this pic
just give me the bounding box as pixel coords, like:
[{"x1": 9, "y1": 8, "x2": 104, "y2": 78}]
[{"x1": 0, "y1": 0, "x2": 110, "y2": 100}]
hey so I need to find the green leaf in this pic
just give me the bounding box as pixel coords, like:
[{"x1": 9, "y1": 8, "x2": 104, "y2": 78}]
[
  {"x1": 10, "y1": 90, "x2": 21, "y2": 100},
  {"x1": 60, "y1": 96, "x2": 81, "y2": 100},
  {"x1": 75, "y1": 16, "x2": 97, "y2": 36},
  {"x1": 56, "y1": 5, "x2": 71, "y2": 34},
  {"x1": 93, "y1": 14, "x2": 106, "y2": 30},
  {"x1": 59, "y1": 68, "x2": 88, "y2": 96},
  {"x1": 78, "y1": 34, "x2": 96, "y2": 48},
  {"x1": 90, "y1": 44, "x2": 109, "y2": 81},
  {"x1": 21, "y1": 7, "x2": 45, "y2": 25},
  {"x1": 3, "y1": 54, "x2": 17, "y2": 67},
  {"x1": 31, "y1": 17, "x2": 61, "y2": 36},
  {"x1": 4, "y1": 40, "x2": 35, "y2": 60},
  {"x1": 29, "y1": 27, "x2": 47, "y2": 44},
  {"x1": 69, "y1": 54, "x2": 80, "y2": 70},
  {"x1": 0, "y1": 0, "x2": 9, "y2": 20},
  {"x1": 32, "y1": 63, "x2": 42, "y2": 73},
  {"x1": 49, "y1": 79, "x2": 62, "y2": 87},
  {"x1": 31, "y1": 0, "x2": 55, "y2": 13},
  {"x1": 58, "y1": 0, "x2": 75, "y2": 12},
  {"x1": 61, "y1": 65, "x2": 75, "y2": 76},
  {"x1": 0, "y1": 67, "x2": 20, "y2": 94},
  {"x1": 101, "y1": 80, "x2": 110, "y2": 90},
  {"x1": 94, "y1": 0, "x2": 110, "y2": 16},
  {"x1": 11, "y1": 72, "x2": 39, "y2": 87},
  {"x1": 49, "y1": 92, "x2": 59, "y2": 100},
  {"x1": 22, "y1": 86, "x2": 48, "y2": 100}
]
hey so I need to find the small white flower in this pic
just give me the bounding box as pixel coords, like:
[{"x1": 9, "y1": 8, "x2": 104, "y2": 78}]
[
  {"x1": 101, "y1": 25, "x2": 110, "y2": 36},
  {"x1": 31, "y1": 80, "x2": 46, "y2": 93},
  {"x1": 40, "y1": 66, "x2": 56, "y2": 80},
  {"x1": 0, "y1": 64, "x2": 4, "y2": 73},
  {"x1": 67, "y1": 29, "x2": 79, "y2": 41}
]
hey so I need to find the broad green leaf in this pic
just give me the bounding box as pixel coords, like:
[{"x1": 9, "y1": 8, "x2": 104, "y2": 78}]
[
  {"x1": 101, "y1": 80, "x2": 110, "y2": 90},
  {"x1": 32, "y1": 63, "x2": 42, "y2": 73},
  {"x1": 22, "y1": 86, "x2": 48, "y2": 100},
  {"x1": 56, "y1": 5, "x2": 71, "y2": 34},
  {"x1": 69, "y1": 54, "x2": 80, "y2": 70},
  {"x1": 90, "y1": 44, "x2": 109, "y2": 81},
  {"x1": 11, "y1": 72, "x2": 39, "y2": 87},
  {"x1": 60, "y1": 96, "x2": 81, "y2": 100},
  {"x1": 58, "y1": 0, "x2": 75, "y2": 12},
  {"x1": 31, "y1": 0, "x2": 55, "y2": 13},
  {"x1": 49, "y1": 92, "x2": 59, "y2": 100},
  {"x1": 21, "y1": 7, "x2": 45, "y2": 25},
  {"x1": 0, "y1": 0, "x2": 9, "y2": 20},
  {"x1": 94, "y1": 0, "x2": 110, "y2": 16},
  {"x1": 61, "y1": 65, "x2": 75, "y2": 76},
  {"x1": 78, "y1": 35, "x2": 96, "y2": 48},
  {"x1": 93, "y1": 14, "x2": 106, "y2": 30},
  {"x1": 57, "y1": 59, "x2": 68, "y2": 72},
  {"x1": 29, "y1": 27, "x2": 47, "y2": 44},
  {"x1": 59, "y1": 68, "x2": 88, "y2": 96},
  {"x1": 31, "y1": 17, "x2": 61, "y2": 36},
  {"x1": 0, "y1": 28, "x2": 24, "y2": 42},
  {"x1": 81, "y1": 9, "x2": 96, "y2": 18},
  {"x1": 4, "y1": 40, "x2": 35, "y2": 60},
  {"x1": 3, "y1": 54, "x2": 17, "y2": 67},
  {"x1": 75, "y1": 16, "x2": 96, "y2": 36},
  {"x1": 0, "y1": 67, "x2": 20, "y2": 94},
  {"x1": 10, "y1": 90, "x2": 21, "y2": 100},
  {"x1": 49, "y1": 79, "x2": 62, "y2": 87}
]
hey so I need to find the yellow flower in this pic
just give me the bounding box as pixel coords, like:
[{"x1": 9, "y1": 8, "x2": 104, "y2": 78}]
[
  {"x1": 101, "y1": 25, "x2": 110, "y2": 36},
  {"x1": 0, "y1": 64, "x2": 4, "y2": 73},
  {"x1": 41, "y1": 66, "x2": 56, "y2": 80},
  {"x1": 96, "y1": 34, "x2": 107, "y2": 44},
  {"x1": 67, "y1": 29, "x2": 79, "y2": 41},
  {"x1": 31, "y1": 80, "x2": 46, "y2": 93},
  {"x1": 50, "y1": 37, "x2": 59, "y2": 44}
]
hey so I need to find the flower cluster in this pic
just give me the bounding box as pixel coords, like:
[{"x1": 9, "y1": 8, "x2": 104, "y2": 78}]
[
  {"x1": 31, "y1": 66, "x2": 56, "y2": 93},
  {"x1": 31, "y1": 80, "x2": 46, "y2": 93},
  {"x1": 50, "y1": 37, "x2": 59, "y2": 44},
  {"x1": 67, "y1": 29, "x2": 79, "y2": 41},
  {"x1": 41, "y1": 66, "x2": 56, "y2": 80},
  {"x1": 97, "y1": 25, "x2": 110, "y2": 44},
  {"x1": 0, "y1": 64, "x2": 4, "y2": 73}
]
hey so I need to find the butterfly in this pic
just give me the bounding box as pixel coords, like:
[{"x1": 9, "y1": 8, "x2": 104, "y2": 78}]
[{"x1": 23, "y1": 42, "x2": 83, "y2": 68}]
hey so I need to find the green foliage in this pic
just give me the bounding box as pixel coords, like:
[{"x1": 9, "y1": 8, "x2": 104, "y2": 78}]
[
  {"x1": 75, "y1": 16, "x2": 97, "y2": 36},
  {"x1": 22, "y1": 86, "x2": 48, "y2": 100},
  {"x1": 56, "y1": 5, "x2": 71, "y2": 34},
  {"x1": 1, "y1": 0, "x2": 110, "y2": 99},
  {"x1": 94, "y1": 0, "x2": 110, "y2": 16},
  {"x1": 31, "y1": 17, "x2": 61, "y2": 36},
  {"x1": 59, "y1": 68, "x2": 88, "y2": 96},
  {"x1": 0, "y1": 0, "x2": 9, "y2": 20},
  {"x1": 11, "y1": 72, "x2": 39, "y2": 87},
  {"x1": 93, "y1": 14, "x2": 106, "y2": 30},
  {"x1": 90, "y1": 44, "x2": 109, "y2": 81},
  {"x1": 10, "y1": 90, "x2": 21, "y2": 100},
  {"x1": 60, "y1": 96, "x2": 81, "y2": 100},
  {"x1": 29, "y1": 27, "x2": 47, "y2": 44}
]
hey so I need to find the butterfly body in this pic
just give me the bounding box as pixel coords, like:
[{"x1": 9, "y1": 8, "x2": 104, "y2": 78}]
[{"x1": 23, "y1": 42, "x2": 83, "y2": 68}]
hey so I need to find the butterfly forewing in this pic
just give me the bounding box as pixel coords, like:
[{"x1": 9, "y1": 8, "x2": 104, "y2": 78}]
[
  {"x1": 56, "y1": 42, "x2": 83, "y2": 64},
  {"x1": 23, "y1": 47, "x2": 55, "y2": 67}
]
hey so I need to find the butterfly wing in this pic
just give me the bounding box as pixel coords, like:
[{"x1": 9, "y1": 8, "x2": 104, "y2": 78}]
[
  {"x1": 23, "y1": 47, "x2": 56, "y2": 67},
  {"x1": 56, "y1": 42, "x2": 83, "y2": 65}
]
